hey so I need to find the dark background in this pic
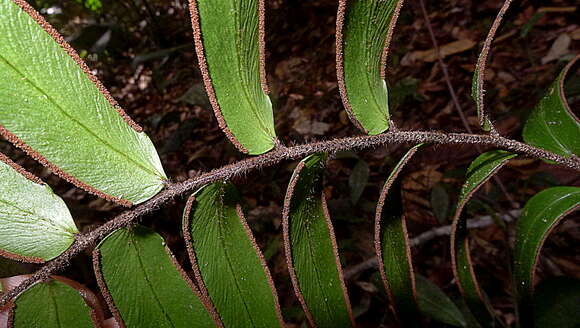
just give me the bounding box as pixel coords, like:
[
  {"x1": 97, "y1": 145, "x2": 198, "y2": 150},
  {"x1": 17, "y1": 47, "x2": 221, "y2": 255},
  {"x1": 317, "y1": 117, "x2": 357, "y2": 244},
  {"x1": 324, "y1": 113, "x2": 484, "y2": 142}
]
[{"x1": 1, "y1": 0, "x2": 579, "y2": 326}]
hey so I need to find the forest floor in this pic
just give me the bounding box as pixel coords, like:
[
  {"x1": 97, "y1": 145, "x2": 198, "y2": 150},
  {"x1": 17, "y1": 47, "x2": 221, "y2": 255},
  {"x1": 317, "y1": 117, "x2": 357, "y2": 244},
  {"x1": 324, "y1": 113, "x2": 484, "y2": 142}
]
[{"x1": 1, "y1": 0, "x2": 579, "y2": 326}]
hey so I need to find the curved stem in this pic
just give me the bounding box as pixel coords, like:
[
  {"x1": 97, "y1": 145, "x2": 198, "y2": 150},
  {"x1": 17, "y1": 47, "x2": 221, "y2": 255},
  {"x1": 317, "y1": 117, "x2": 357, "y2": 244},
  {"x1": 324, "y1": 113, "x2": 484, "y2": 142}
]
[{"x1": 1, "y1": 130, "x2": 578, "y2": 307}]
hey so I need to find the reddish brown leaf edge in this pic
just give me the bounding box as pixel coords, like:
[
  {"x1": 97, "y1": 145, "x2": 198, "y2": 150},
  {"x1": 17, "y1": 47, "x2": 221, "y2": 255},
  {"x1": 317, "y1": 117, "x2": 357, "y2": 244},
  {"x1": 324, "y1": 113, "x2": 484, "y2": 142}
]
[
  {"x1": 473, "y1": 0, "x2": 513, "y2": 132},
  {"x1": 0, "y1": 152, "x2": 56, "y2": 264},
  {"x1": 374, "y1": 145, "x2": 420, "y2": 321},
  {"x1": 3, "y1": 0, "x2": 149, "y2": 207},
  {"x1": 281, "y1": 160, "x2": 355, "y2": 327},
  {"x1": 335, "y1": 0, "x2": 405, "y2": 134},
  {"x1": 1, "y1": 275, "x2": 105, "y2": 328},
  {"x1": 92, "y1": 241, "x2": 223, "y2": 328},
  {"x1": 188, "y1": 0, "x2": 274, "y2": 154},
  {"x1": 449, "y1": 157, "x2": 514, "y2": 321},
  {"x1": 182, "y1": 195, "x2": 285, "y2": 326}
]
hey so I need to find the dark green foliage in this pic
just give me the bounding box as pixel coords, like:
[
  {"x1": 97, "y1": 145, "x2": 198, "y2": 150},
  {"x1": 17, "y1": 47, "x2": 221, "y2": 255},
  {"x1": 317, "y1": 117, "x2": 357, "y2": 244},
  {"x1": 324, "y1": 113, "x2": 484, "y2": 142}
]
[
  {"x1": 0, "y1": 1, "x2": 578, "y2": 327},
  {"x1": 283, "y1": 154, "x2": 354, "y2": 327},
  {"x1": 183, "y1": 183, "x2": 283, "y2": 327},
  {"x1": 94, "y1": 226, "x2": 217, "y2": 327}
]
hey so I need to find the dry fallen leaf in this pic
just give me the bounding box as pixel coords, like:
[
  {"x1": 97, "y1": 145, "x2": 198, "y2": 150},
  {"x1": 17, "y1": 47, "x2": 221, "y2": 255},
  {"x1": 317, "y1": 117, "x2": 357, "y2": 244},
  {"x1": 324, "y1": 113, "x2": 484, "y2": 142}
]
[
  {"x1": 538, "y1": 6, "x2": 577, "y2": 13},
  {"x1": 542, "y1": 33, "x2": 571, "y2": 64},
  {"x1": 411, "y1": 39, "x2": 476, "y2": 62},
  {"x1": 571, "y1": 28, "x2": 580, "y2": 40}
]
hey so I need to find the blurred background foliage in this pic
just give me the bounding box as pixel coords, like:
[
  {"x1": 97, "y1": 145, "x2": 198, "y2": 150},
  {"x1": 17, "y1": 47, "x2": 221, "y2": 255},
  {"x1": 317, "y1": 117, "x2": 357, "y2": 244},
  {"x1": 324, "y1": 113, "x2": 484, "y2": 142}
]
[{"x1": 1, "y1": 0, "x2": 579, "y2": 326}]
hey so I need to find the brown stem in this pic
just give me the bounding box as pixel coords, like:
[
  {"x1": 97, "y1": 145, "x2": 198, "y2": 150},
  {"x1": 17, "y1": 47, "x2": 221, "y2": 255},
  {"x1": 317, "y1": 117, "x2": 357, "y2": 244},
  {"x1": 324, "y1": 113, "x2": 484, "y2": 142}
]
[
  {"x1": 0, "y1": 130, "x2": 578, "y2": 307},
  {"x1": 418, "y1": 0, "x2": 516, "y2": 206}
]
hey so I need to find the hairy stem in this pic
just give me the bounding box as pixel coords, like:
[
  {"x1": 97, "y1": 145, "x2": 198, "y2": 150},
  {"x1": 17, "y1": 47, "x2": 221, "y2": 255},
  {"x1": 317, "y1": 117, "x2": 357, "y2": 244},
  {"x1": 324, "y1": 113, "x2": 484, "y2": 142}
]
[
  {"x1": 0, "y1": 130, "x2": 578, "y2": 307},
  {"x1": 418, "y1": 0, "x2": 516, "y2": 207}
]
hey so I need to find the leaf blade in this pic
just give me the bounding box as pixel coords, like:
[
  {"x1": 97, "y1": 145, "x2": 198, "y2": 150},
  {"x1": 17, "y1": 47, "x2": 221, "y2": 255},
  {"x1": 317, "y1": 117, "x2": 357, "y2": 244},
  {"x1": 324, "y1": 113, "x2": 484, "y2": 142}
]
[
  {"x1": 183, "y1": 183, "x2": 283, "y2": 328},
  {"x1": 0, "y1": 153, "x2": 77, "y2": 262},
  {"x1": 513, "y1": 186, "x2": 580, "y2": 327},
  {"x1": 0, "y1": 0, "x2": 167, "y2": 205},
  {"x1": 12, "y1": 277, "x2": 101, "y2": 328},
  {"x1": 336, "y1": 0, "x2": 404, "y2": 134},
  {"x1": 93, "y1": 225, "x2": 218, "y2": 328},
  {"x1": 471, "y1": 0, "x2": 513, "y2": 131},
  {"x1": 282, "y1": 153, "x2": 354, "y2": 328},
  {"x1": 415, "y1": 275, "x2": 467, "y2": 327},
  {"x1": 375, "y1": 144, "x2": 422, "y2": 324},
  {"x1": 189, "y1": 0, "x2": 276, "y2": 154},
  {"x1": 349, "y1": 159, "x2": 370, "y2": 205},
  {"x1": 450, "y1": 150, "x2": 517, "y2": 325},
  {"x1": 523, "y1": 55, "x2": 580, "y2": 158}
]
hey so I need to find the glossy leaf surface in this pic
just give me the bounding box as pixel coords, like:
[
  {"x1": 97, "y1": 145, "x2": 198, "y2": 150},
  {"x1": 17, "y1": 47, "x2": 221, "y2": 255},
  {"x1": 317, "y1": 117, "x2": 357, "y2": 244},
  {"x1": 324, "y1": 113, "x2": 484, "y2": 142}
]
[
  {"x1": 415, "y1": 275, "x2": 466, "y2": 327},
  {"x1": 189, "y1": 0, "x2": 276, "y2": 154},
  {"x1": 184, "y1": 183, "x2": 283, "y2": 327},
  {"x1": 336, "y1": 0, "x2": 403, "y2": 134},
  {"x1": 0, "y1": 0, "x2": 166, "y2": 205},
  {"x1": 450, "y1": 150, "x2": 516, "y2": 324},
  {"x1": 513, "y1": 186, "x2": 580, "y2": 326},
  {"x1": 12, "y1": 278, "x2": 97, "y2": 328},
  {"x1": 94, "y1": 226, "x2": 217, "y2": 328},
  {"x1": 283, "y1": 154, "x2": 353, "y2": 327},
  {"x1": 523, "y1": 55, "x2": 580, "y2": 158},
  {"x1": 0, "y1": 155, "x2": 77, "y2": 262},
  {"x1": 375, "y1": 144, "x2": 422, "y2": 323}
]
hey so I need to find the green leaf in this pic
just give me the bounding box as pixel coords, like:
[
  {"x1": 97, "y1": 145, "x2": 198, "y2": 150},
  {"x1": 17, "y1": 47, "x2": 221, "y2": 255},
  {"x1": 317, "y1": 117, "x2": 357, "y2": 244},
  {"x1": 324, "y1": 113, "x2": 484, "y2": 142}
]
[
  {"x1": 336, "y1": 0, "x2": 404, "y2": 134},
  {"x1": 282, "y1": 153, "x2": 354, "y2": 328},
  {"x1": 533, "y1": 277, "x2": 580, "y2": 328},
  {"x1": 450, "y1": 150, "x2": 516, "y2": 325},
  {"x1": 415, "y1": 275, "x2": 467, "y2": 327},
  {"x1": 430, "y1": 184, "x2": 450, "y2": 224},
  {"x1": 375, "y1": 144, "x2": 422, "y2": 324},
  {"x1": 523, "y1": 55, "x2": 580, "y2": 158},
  {"x1": 519, "y1": 12, "x2": 545, "y2": 38},
  {"x1": 0, "y1": 0, "x2": 166, "y2": 206},
  {"x1": 189, "y1": 0, "x2": 276, "y2": 154},
  {"x1": 471, "y1": 0, "x2": 513, "y2": 131},
  {"x1": 183, "y1": 182, "x2": 283, "y2": 327},
  {"x1": 349, "y1": 159, "x2": 370, "y2": 204},
  {"x1": 12, "y1": 277, "x2": 100, "y2": 327},
  {"x1": 93, "y1": 225, "x2": 218, "y2": 328},
  {"x1": 0, "y1": 154, "x2": 77, "y2": 262},
  {"x1": 513, "y1": 186, "x2": 580, "y2": 327}
]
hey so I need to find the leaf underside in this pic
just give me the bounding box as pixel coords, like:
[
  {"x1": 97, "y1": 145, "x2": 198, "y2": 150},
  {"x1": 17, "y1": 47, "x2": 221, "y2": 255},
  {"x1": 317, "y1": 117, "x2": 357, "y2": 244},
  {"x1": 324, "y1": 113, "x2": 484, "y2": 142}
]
[
  {"x1": 337, "y1": 0, "x2": 403, "y2": 134},
  {"x1": 0, "y1": 157, "x2": 77, "y2": 262},
  {"x1": 471, "y1": 0, "x2": 513, "y2": 131},
  {"x1": 513, "y1": 186, "x2": 580, "y2": 327},
  {"x1": 94, "y1": 226, "x2": 216, "y2": 328},
  {"x1": 283, "y1": 153, "x2": 353, "y2": 328},
  {"x1": 0, "y1": 0, "x2": 166, "y2": 205},
  {"x1": 190, "y1": 0, "x2": 276, "y2": 154},
  {"x1": 184, "y1": 183, "x2": 283, "y2": 328},
  {"x1": 375, "y1": 144, "x2": 422, "y2": 324},
  {"x1": 450, "y1": 150, "x2": 517, "y2": 325},
  {"x1": 12, "y1": 279, "x2": 95, "y2": 328},
  {"x1": 523, "y1": 55, "x2": 580, "y2": 158}
]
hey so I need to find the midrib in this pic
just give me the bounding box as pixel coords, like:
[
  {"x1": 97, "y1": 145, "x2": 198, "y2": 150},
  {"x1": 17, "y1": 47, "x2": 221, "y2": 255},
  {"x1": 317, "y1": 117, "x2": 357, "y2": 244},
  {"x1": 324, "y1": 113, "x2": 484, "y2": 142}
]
[
  {"x1": 0, "y1": 197, "x2": 74, "y2": 235},
  {"x1": 0, "y1": 53, "x2": 161, "y2": 179},
  {"x1": 132, "y1": 237, "x2": 177, "y2": 327},
  {"x1": 230, "y1": 1, "x2": 272, "y2": 138},
  {"x1": 215, "y1": 206, "x2": 257, "y2": 327}
]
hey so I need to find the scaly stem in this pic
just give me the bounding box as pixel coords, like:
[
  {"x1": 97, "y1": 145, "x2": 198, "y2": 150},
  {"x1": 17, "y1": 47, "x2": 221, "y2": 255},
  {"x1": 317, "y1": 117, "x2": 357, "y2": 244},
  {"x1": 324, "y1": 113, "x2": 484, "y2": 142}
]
[{"x1": 1, "y1": 130, "x2": 579, "y2": 307}]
